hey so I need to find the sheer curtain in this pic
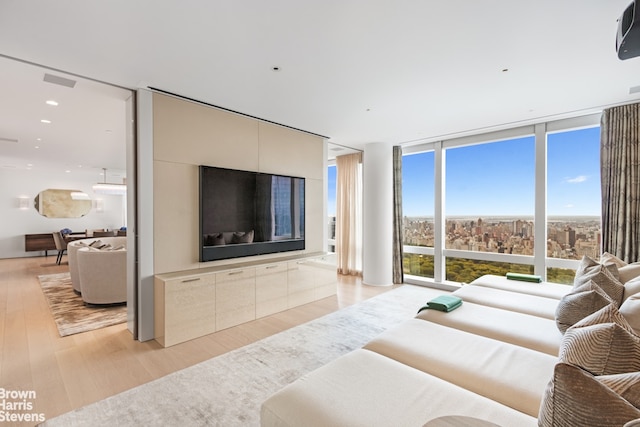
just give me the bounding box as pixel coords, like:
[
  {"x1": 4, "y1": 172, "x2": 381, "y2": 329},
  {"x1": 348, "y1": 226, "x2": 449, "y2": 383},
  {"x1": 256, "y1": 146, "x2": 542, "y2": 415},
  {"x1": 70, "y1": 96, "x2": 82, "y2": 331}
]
[
  {"x1": 392, "y1": 146, "x2": 404, "y2": 284},
  {"x1": 336, "y1": 152, "x2": 363, "y2": 275},
  {"x1": 601, "y1": 102, "x2": 640, "y2": 262}
]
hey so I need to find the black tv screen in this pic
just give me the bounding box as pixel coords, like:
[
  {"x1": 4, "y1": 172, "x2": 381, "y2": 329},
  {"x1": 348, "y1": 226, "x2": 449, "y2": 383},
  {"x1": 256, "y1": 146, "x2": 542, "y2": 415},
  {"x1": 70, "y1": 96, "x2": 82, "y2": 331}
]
[{"x1": 199, "y1": 165, "x2": 305, "y2": 262}]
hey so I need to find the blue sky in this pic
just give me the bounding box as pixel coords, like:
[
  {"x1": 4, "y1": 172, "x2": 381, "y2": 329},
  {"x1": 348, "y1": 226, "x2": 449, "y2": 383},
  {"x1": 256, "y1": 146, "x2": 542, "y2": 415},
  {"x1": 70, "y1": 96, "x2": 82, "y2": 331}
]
[
  {"x1": 328, "y1": 165, "x2": 337, "y2": 216},
  {"x1": 327, "y1": 126, "x2": 601, "y2": 218}
]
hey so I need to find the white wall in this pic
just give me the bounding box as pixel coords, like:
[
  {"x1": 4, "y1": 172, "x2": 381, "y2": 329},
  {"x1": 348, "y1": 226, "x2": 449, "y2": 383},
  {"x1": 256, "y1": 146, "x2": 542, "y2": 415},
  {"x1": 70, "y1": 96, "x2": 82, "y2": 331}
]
[{"x1": 0, "y1": 168, "x2": 125, "y2": 259}]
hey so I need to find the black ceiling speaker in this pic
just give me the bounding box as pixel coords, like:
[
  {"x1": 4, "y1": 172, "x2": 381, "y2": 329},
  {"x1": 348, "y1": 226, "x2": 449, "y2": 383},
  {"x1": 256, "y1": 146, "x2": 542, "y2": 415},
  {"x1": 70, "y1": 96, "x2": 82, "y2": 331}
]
[{"x1": 617, "y1": 0, "x2": 640, "y2": 60}]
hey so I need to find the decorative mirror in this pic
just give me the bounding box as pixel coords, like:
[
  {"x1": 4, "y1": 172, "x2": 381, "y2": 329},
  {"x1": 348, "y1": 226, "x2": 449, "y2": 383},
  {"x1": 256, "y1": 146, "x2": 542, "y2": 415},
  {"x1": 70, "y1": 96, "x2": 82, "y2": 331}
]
[{"x1": 34, "y1": 189, "x2": 92, "y2": 218}]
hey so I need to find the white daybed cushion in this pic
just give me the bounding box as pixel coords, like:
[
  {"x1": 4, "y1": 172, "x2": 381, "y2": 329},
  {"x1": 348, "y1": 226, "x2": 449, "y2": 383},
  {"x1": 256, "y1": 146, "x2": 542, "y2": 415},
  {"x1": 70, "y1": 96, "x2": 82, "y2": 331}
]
[
  {"x1": 260, "y1": 349, "x2": 537, "y2": 427},
  {"x1": 469, "y1": 274, "x2": 571, "y2": 300},
  {"x1": 452, "y1": 284, "x2": 558, "y2": 319},
  {"x1": 364, "y1": 319, "x2": 557, "y2": 417},
  {"x1": 621, "y1": 293, "x2": 640, "y2": 335},
  {"x1": 416, "y1": 300, "x2": 562, "y2": 356}
]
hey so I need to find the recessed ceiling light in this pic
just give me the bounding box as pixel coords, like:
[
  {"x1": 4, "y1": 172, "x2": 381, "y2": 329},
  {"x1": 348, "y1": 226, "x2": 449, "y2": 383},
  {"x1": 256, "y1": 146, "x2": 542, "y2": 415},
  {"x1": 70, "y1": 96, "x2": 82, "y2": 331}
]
[
  {"x1": 27, "y1": 163, "x2": 33, "y2": 167},
  {"x1": 65, "y1": 170, "x2": 71, "y2": 173},
  {"x1": 34, "y1": 146, "x2": 40, "y2": 149},
  {"x1": 36, "y1": 138, "x2": 42, "y2": 141},
  {"x1": 46, "y1": 100, "x2": 59, "y2": 106},
  {"x1": 271, "y1": 66, "x2": 281, "y2": 72},
  {"x1": 40, "y1": 119, "x2": 51, "y2": 124}
]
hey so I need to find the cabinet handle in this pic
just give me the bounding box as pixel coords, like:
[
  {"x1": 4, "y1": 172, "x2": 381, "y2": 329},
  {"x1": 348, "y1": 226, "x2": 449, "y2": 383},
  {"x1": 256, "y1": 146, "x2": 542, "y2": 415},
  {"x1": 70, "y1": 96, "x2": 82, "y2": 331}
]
[
  {"x1": 266, "y1": 265, "x2": 279, "y2": 269},
  {"x1": 181, "y1": 278, "x2": 201, "y2": 283},
  {"x1": 228, "y1": 270, "x2": 244, "y2": 275}
]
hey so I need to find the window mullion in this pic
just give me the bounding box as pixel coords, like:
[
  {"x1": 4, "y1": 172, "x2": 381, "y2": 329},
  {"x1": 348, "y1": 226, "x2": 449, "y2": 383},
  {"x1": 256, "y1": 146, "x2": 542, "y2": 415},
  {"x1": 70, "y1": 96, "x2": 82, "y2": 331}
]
[
  {"x1": 434, "y1": 141, "x2": 445, "y2": 283},
  {"x1": 534, "y1": 123, "x2": 547, "y2": 278}
]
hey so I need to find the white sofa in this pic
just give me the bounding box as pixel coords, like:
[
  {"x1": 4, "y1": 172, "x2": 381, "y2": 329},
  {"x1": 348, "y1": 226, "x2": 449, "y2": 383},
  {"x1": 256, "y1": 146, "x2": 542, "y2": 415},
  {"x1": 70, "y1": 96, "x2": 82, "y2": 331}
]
[
  {"x1": 67, "y1": 237, "x2": 127, "y2": 304},
  {"x1": 262, "y1": 260, "x2": 640, "y2": 427}
]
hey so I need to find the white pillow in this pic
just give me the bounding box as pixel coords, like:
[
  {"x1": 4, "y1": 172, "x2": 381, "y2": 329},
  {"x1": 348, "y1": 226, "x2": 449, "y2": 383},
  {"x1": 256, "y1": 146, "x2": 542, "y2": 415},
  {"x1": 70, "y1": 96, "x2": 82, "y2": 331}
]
[
  {"x1": 620, "y1": 263, "x2": 640, "y2": 284},
  {"x1": 620, "y1": 293, "x2": 640, "y2": 336}
]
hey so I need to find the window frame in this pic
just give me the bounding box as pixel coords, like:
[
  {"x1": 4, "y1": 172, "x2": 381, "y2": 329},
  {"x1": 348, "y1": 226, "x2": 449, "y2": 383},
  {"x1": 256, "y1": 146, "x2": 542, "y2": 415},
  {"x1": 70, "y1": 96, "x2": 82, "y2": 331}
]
[{"x1": 402, "y1": 113, "x2": 601, "y2": 288}]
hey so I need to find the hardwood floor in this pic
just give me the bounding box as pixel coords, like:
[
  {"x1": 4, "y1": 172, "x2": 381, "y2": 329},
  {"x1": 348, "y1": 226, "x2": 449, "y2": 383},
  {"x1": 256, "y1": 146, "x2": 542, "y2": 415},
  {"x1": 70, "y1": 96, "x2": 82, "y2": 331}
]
[{"x1": 0, "y1": 255, "x2": 397, "y2": 425}]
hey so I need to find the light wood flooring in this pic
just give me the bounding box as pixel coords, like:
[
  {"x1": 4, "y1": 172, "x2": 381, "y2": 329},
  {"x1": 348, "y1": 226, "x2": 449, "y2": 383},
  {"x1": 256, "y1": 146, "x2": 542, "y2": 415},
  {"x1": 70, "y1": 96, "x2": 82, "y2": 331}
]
[{"x1": 0, "y1": 254, "x2": 398, "y2": 426}]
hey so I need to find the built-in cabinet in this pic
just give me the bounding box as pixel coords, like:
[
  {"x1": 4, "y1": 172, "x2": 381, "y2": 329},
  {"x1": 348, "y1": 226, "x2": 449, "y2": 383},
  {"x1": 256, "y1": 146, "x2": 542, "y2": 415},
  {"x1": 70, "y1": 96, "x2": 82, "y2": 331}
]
[{"x1": 154, "y1": 253, "x2": 335, "y2": 347}]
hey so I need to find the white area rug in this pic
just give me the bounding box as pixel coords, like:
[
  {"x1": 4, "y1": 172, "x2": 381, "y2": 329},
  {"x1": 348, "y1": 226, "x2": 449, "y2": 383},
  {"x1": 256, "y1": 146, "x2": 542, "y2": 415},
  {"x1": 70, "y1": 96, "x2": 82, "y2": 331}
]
[{"x1": 42, "y1": 284, "x2": 444, "y2": 427}]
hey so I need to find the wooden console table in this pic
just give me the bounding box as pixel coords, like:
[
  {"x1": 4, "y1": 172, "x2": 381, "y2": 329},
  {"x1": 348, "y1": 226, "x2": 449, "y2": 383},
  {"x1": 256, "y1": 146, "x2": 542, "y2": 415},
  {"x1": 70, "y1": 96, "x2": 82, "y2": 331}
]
[{"x1": 25, "y1": 233, "x2": 56, "y2": 256}]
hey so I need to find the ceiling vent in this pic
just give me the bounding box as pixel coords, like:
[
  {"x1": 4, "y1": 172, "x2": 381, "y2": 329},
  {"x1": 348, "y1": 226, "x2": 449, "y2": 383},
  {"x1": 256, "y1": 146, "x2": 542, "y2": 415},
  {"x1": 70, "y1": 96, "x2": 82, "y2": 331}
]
[
  {"x1": 330, "y1": 147, "x2": 345, "y2": 152},
  {"x1": 630, "y1": 85, "x2": 640, "y2": 94},
  {"x1": 0, "y1": 137, "x2": 19, "y2": 143},
  {"x1": 43, "y1": 73, "x2": 76, "y2": 88}
]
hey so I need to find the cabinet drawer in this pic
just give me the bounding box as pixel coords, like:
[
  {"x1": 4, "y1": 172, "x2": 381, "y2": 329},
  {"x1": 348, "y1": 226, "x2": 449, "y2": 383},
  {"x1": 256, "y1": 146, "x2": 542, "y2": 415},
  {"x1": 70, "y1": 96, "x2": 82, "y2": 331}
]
[
  {"x1": 215, "y1": 268, "x2": 256, "y2": 283},
  {"x1": 256, "y1": 262, "x2": 288, "y2": 318},
  {"x1": 215, "y1": 272, "x2": 256, "y2": 330},
  {"x1": 160, "y1": 274, "x2": 216, "y2": 347}
]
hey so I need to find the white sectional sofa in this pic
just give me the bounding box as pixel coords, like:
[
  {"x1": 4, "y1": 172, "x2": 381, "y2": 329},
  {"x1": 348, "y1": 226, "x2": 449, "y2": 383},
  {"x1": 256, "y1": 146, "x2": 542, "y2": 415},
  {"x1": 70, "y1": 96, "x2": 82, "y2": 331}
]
[{"x1": 262, "y1": 254, "x2": 640, "y2": 427}]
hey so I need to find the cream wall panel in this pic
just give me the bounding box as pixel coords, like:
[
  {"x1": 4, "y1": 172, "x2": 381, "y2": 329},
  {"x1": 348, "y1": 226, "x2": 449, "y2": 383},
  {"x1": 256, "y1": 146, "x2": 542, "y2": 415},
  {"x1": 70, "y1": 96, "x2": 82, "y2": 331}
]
[
  {"x1": 151, "y1": 94, "x2": 326, "y2": 274},
  {"x1": 258, "y1": 123, "x2": 324, "y2": 180},
  {"x1": 153, "y1": 161, "x2": 200, "y2": 273},
  {"x1": 153, "y1": 93, "x2": 260, "y2": 170},
  {"x1": 305, "y1": 178, "x2": 324, "y2": 253}
]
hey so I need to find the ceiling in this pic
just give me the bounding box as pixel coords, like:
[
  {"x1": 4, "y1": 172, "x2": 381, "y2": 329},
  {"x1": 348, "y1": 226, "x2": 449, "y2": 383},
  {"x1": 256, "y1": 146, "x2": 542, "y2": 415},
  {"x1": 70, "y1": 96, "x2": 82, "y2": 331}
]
[
  {"x1": 1, "y1": 1, "x2": 640, "y2": 169},
  {"x1": 0, "y1": 56, "x2": 131, "y2": 180}
]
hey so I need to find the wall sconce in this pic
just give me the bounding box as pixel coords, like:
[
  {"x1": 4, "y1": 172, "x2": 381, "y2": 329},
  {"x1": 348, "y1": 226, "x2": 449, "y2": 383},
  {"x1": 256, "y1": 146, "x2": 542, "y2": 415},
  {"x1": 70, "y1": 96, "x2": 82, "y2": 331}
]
[{"x1": 18, "y1": 196, "x2": 30, "y2": 210}]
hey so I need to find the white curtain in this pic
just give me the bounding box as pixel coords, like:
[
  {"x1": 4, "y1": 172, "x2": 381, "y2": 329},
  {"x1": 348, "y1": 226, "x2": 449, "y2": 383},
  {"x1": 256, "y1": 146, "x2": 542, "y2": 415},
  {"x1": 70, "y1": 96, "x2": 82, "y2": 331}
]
[{"x1": 336, "y1": 152, "x2": 363, "y2": 275}]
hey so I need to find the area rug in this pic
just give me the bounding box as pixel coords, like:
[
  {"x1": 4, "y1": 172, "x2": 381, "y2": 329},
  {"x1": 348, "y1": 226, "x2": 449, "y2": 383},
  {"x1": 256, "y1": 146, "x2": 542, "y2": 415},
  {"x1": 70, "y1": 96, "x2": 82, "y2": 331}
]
[
  {"x1": 38, "y1": 272, "x2": 127, "y2": 337},
  {"x1": 41, "y1": 284, "x2": 444, "y2": 426}
]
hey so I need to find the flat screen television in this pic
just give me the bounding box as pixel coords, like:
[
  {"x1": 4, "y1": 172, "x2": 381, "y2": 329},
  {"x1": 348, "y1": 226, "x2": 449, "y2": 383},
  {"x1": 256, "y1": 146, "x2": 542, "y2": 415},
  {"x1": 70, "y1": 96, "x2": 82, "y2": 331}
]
[{"x1": 199, "y1": 165, "x2": 305, "y2": 262}]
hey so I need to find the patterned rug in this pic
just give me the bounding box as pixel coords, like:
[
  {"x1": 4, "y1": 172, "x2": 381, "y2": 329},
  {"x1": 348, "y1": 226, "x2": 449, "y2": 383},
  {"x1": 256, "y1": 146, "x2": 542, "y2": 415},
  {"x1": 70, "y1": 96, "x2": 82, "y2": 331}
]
[
  {"x1": 38, "y1": 272, "x2": 127, "y2": 337},
  {"x1": 40, "y1": 284, "x2": 445, "y2": 426}
]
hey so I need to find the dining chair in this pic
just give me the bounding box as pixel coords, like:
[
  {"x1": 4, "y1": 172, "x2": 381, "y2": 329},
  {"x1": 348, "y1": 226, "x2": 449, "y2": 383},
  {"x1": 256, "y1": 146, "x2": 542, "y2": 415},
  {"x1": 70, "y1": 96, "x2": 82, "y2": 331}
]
[{"x1": 52, "y1": 231, "x2": 67, "y2": 265}]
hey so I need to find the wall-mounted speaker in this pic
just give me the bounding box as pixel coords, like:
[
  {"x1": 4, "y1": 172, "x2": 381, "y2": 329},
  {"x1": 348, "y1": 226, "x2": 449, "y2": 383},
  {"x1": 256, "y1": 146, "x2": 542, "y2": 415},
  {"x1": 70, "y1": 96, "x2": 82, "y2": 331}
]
[{"x1": 617, "y1": 1, "x2": 640, "y2": 60}]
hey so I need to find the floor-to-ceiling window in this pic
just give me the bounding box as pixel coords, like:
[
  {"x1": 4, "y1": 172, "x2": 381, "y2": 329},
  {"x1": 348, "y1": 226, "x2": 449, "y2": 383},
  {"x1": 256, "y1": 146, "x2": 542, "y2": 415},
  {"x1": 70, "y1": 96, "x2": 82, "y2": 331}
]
[
  {"x1": 402, "y1": 151, "x2": 435, "y2": 278},
  {"x1": 402, "y1": 114, "x2": 601, "y2": 287},
  {"x1": 327, "y1": 164, "x2": 337, "y2": 252},
  {"x1": 546, "y1": 126, "x2": 602, "y2": 284},
  {"x1": 444, "y1": 136, "x2": 535, "y2": 282}
]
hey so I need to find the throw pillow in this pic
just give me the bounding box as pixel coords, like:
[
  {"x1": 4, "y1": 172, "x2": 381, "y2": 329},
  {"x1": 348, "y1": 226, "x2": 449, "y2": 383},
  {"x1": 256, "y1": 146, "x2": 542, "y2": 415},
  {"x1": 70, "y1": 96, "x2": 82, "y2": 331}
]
[
  {"x1": 538, "y1": 362, "x2": 640, "y2": 427},
  {"x1": 621, "y1": 294, "x2": 640, "y2": 336},
  {"x1": 601, "y1": 252, "x2": 628, "y2": 268},
  {"x1": 232, "y1": 230, "x2": 254, "y2": 244},
  {"x1": 560, "y1": 305, "x2": 640, "y2": 375},
  {"x1": 596, "y1": 371, "x2": 640, "y2": 409},
  {"x1": 555, "y1": 281, "x2": 614, "y2": 333},
  {"x1": 204, "y1": 233, "x2": 225, "y2": 246},
  {"x1": 576, "y1": 254, "x2": 621, "y2": 280},
  {"x1": 573, "y1": 256, "x2": 623, "y2": 306}
]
